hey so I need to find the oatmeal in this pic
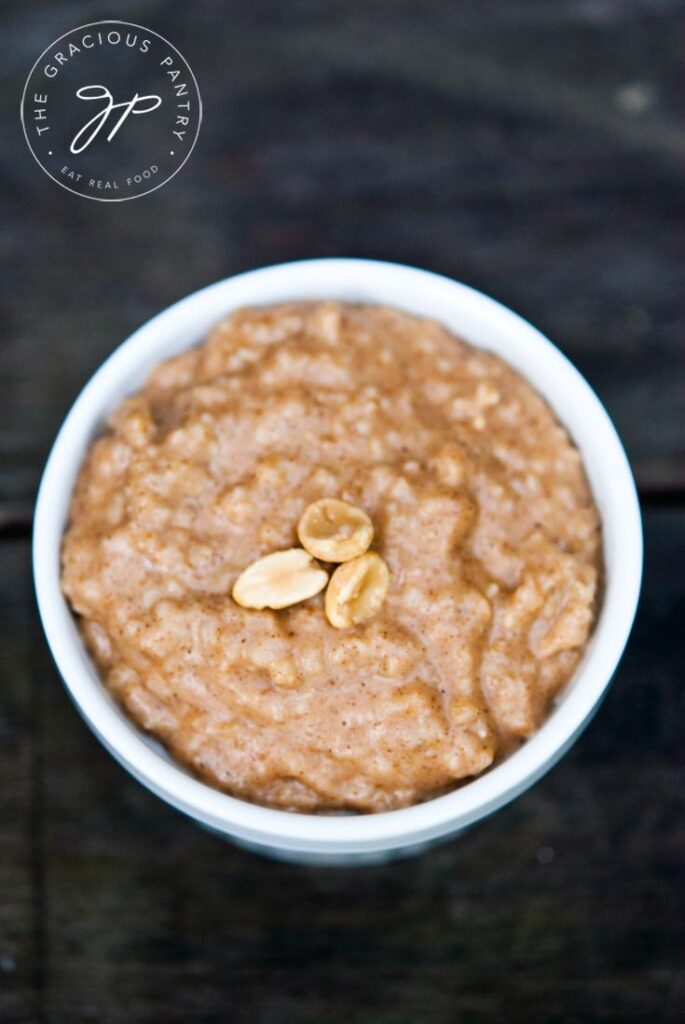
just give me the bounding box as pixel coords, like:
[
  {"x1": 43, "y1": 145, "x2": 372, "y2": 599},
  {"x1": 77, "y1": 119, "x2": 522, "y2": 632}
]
[{"x1": 61, "y1": 302, "x2": 602, "y2": 812}]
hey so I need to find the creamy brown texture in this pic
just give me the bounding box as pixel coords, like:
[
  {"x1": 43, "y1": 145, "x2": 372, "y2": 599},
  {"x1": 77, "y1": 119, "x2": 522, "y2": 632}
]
[{"x1": 62, "y1": 302, "x2": 602, "y2": 812}]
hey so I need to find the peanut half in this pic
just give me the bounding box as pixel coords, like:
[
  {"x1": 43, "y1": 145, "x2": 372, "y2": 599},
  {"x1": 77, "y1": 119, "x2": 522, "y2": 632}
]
[
  {"x1": 297, "y1": 498, "x2": 374, "y2": 563},
  {"x1": 325, "y1": 552, "x2": 390, "y2": 629},
  {"x1": 232, "y1": 548, "x2": 328, "y2": 610}
]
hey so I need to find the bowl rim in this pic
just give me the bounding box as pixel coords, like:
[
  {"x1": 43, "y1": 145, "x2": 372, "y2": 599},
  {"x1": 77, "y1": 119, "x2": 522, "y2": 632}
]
[{"x1": 33, "y1": 257, "x2": 643, "y2": 852}]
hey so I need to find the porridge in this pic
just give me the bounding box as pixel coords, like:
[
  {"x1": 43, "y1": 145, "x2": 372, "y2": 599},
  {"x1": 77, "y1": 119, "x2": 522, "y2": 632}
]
[{"x1": 61, "y1": 302, "x2": 602, "y2": 813}]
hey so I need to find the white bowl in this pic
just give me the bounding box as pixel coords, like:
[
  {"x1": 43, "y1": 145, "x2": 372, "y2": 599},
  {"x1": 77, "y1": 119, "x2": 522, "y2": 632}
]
[{"x1": 33, "y1": 259, "x2": 642, "y2": 864}]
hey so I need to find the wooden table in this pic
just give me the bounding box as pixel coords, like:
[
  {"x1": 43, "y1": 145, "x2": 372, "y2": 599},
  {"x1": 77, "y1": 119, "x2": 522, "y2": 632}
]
[{"x1": 1, "y1": 3, "x2": 683, "y2": 1021}]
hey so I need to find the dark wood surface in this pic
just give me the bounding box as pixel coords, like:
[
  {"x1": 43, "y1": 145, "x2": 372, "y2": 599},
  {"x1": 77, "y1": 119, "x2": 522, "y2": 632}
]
[{"x1": 1, "y1": 2, "x2": 683, "y2": 1022}]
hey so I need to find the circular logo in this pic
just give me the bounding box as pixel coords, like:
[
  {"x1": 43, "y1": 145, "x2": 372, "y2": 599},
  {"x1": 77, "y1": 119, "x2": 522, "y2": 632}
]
[{"x1": 20, "y1": 20, "x2": 202, "y2": 201}]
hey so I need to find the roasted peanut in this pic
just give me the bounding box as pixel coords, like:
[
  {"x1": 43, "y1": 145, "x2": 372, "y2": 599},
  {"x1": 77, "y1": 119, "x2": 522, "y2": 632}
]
[
  {"x1": 297, "y1": 498, "x2": 373, "y2": 562},
  {"x1": 232, "y1": 548, "x2": 328, "y2": 610},
  {"x1": 325, "y1": 552, "x2": 390, "y2": 629}
]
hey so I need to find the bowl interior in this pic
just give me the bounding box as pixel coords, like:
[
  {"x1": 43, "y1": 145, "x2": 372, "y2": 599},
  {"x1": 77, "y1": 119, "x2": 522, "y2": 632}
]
[{"x1": 33, "y1": 259, "x2": 642, "y2": 852}]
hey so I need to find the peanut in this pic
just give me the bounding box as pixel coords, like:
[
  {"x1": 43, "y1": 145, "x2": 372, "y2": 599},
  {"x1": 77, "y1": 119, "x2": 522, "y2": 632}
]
[
  {"x1": 325, "y1": 552, "x2": 390, "y2": 629},
  {"x1": 297, "y1": 498, "x2": 373, "y2": 562},
  {"x1": 232, "y1": 548, "x2": 328, "y2": 610}
]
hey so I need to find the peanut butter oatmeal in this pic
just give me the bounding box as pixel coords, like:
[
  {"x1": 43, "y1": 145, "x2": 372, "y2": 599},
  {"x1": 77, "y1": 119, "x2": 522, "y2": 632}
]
[{"x1": 61, "y1": 302, "x2": 602, "y2": 813}]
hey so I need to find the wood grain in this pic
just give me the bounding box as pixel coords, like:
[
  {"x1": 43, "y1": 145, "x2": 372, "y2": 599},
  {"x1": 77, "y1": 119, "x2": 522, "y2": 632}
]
[
  {"x1": 0, "y1": 545, "x2": 40, "y2": 1024},
  {"x1": 0, "y1": 0, "x2": 684, "y2": 520},
  {"x1": 1, "y1": 510, "x2": 683, "y2": 1023}
]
